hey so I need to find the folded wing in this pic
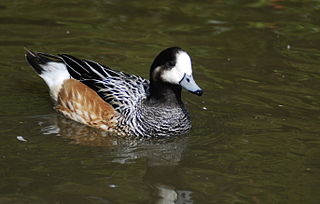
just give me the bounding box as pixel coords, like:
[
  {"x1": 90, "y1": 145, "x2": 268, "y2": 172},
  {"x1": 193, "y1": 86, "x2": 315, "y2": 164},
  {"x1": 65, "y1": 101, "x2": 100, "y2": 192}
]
[{"x1": 59, "y1": 54, "x2": 150, "y2": 115}]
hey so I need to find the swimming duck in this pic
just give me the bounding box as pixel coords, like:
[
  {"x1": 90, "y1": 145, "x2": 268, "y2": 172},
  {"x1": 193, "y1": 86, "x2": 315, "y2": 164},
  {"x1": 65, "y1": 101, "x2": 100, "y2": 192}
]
[{"x1": 25, "y1": 47, "x2": 203, "y2": 137}]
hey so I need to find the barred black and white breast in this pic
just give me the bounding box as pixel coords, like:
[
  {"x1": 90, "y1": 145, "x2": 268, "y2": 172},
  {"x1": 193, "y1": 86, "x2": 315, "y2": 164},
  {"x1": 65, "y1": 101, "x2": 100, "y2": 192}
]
[{"x1": 25, "y1": 47, "x2": 203, "y2": 138}]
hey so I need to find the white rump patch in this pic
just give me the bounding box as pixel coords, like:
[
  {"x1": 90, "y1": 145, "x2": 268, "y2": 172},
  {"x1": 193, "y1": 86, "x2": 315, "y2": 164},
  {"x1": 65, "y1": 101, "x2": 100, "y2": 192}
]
[
  {"x1": 39, "y1": 62, "x2": 70, "y2": 101},
  {"x1": 161, "y1": 51, "x2": 192, "y2": 84}
]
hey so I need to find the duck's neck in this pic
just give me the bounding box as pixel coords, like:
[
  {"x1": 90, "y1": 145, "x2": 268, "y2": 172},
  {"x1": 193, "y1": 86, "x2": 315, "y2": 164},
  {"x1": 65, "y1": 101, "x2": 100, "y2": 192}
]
[{"x1": 147, "y1": 81, "x2": 183, "y2": 106}]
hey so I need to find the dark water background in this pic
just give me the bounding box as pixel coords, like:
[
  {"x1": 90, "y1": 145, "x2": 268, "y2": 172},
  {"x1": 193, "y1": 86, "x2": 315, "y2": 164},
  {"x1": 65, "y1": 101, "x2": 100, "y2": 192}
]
[{"x1": 0, "y1": 0, "x2": 319, "y2": 203}]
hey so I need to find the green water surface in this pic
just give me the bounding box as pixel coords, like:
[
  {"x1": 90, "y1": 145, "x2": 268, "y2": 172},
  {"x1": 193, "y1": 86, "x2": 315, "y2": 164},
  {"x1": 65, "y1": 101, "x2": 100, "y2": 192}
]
[{"x1": 0, "y1": 0, "x2": 320, "y2": 203}]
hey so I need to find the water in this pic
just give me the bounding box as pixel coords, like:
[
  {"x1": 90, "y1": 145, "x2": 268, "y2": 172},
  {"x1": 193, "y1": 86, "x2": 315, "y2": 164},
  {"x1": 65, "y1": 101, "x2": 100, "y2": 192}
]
[{"x1": 1, "y1": 0, "x2": 320, "y2": 203}]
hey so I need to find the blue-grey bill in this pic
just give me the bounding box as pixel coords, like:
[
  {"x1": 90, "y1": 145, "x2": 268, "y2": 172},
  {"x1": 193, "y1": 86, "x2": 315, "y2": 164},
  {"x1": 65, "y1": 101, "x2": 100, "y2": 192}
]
[{"x1": 179, "y1": 74, "x2": 203, "y2": 96}]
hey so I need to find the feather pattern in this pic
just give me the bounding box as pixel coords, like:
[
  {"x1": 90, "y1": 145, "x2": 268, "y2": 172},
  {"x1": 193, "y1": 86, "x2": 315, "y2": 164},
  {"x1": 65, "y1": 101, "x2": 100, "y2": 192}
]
[
  {"x1": 26, "y1": 47, "x2": 202, "y2": 138},
  {"x1": 57, "y1": 54, "x2": 190, "y2": 137},
  {"x1": 59, "y1": 54, "x2": 150, "y2": 115}
]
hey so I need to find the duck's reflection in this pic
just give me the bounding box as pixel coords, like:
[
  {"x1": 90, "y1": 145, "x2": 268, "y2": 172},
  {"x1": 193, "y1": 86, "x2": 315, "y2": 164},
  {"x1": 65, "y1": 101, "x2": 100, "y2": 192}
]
[
  {"x1": 156, "y1": 185, "x2": 193, "y2": 204},
  {"x1": 37, "y1": 114, "x2": 194, "y2": 203},
  {"x1": 39, "y1": 114, "x2": 123, "y2": 146}
]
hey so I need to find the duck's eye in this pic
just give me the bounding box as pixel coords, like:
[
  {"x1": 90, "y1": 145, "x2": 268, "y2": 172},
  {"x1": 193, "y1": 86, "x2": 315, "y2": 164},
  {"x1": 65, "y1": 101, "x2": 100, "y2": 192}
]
[{"x1": 165, "y1": 61, "x2": 175, "y2": 68}]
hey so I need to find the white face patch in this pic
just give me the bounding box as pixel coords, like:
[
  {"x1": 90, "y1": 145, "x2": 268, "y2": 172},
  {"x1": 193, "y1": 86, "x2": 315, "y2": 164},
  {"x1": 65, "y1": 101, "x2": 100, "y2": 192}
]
[
  {"x1": 175, "y1": 51, "x2": 192, "y2": 75},
  {"x1": 161, "y1": 51, "x2": 192, "y2": 84}
]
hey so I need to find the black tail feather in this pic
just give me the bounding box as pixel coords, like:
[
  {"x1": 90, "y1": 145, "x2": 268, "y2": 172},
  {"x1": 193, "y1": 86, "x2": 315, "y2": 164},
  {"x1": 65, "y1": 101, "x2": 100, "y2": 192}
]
[
  {"x1": 25, "y1": 49, "x2": 46, "y2": 74},
  {"x1": 25, "y1": 48, "x2": 61, "y2": 74},
  {"x1": 58, "y1": 54, "x2": 89, "y2": 79}
]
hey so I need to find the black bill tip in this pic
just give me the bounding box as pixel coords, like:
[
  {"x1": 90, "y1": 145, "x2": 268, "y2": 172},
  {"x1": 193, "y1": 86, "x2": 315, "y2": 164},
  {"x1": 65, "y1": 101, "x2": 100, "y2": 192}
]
[{"x1": 192, "y1": 89, "x2": 203, "y2": 96}]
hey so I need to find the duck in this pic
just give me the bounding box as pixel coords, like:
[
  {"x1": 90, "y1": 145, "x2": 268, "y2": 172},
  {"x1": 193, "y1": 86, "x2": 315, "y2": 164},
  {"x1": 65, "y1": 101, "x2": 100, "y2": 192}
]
[{"x1": 25, "y1": 47, "x2": 203, "y2": 138}]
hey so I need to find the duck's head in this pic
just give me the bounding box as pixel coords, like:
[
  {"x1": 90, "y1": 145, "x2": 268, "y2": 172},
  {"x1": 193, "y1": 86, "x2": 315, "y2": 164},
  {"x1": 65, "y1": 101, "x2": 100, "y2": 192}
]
[{"x1": 150, "y1": 47, "x2": 203, "y2": 97}]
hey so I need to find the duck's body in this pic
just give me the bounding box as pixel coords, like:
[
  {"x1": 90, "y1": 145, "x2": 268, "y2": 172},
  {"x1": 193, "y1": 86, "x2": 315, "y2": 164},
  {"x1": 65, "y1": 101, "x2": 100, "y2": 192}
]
[{"x1": 25, "y1": 47, "x2": 202, "y2": 138}]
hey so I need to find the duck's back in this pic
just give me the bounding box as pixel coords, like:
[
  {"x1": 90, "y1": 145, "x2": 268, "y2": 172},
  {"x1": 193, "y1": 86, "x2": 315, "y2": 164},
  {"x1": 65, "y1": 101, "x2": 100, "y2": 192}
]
[{"x1": 59, "y1": 55, "x2": 149, "y2": 115}]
